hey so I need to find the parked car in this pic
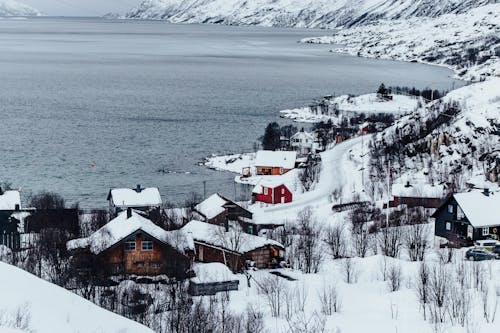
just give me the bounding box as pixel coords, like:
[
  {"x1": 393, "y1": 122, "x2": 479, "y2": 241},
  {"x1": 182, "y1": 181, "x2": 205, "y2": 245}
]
[
  {"x1": 493, "y1": 244, "x2": 500, "y2": 257},
  {"x1": 465, "y1": 248, "x2": 497, "y2": 261},
  {"x1": 474, "y1": 240, "x2": 499, "y2": 251}
]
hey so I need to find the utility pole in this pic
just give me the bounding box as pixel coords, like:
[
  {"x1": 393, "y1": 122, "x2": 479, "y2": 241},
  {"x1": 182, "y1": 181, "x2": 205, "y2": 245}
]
[
  {"x1": 203, "y1": 180, "x2": 206, "y2": 200},
  {"x1": 386, "y1": 159, "x2": 390, "y2": 228}
]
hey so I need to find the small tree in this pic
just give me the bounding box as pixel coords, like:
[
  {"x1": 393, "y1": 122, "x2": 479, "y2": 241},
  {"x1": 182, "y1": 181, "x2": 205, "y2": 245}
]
[
  {"x1": 262, "y1": 122, "x2": 281, "y2": 151},
  {"x1": 296, "y1": 207, "x2": 323, "y2": 273},
  {"x1": 325, "y1": 222, "x2": 347, "y2": 259}
]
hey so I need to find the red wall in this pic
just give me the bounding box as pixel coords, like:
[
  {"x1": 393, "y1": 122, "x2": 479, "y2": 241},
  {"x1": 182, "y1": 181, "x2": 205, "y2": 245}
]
[{"x1": 254, "y1": 184, "x2": 292, "y2": 204}]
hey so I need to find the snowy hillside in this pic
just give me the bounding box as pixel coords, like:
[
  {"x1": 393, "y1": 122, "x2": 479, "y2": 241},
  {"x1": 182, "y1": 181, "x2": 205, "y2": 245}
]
[
  {"x1": 0, "y1": 262, "x2": 152, "y2": 333},
  {"x1": 0, "y1": 0, "x2": 39, "y2": 16},
  {"x1": 302, "y1": 4, "x2": 500, "y2": 81},
  {"x1": 126, "y1": 0, "x2": 496, "y2": 27}
]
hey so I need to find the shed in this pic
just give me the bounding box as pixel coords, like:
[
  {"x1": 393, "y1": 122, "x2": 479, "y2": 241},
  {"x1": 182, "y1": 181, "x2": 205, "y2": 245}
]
[{"x1": 107, "y1": 185, "x2": 162, "y2": 217}]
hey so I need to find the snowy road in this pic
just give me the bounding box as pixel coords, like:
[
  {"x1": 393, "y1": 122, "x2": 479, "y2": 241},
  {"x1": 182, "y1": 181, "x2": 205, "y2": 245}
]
[{"x1": 251, "y1": 135, "x2": 369, "y2": 223}]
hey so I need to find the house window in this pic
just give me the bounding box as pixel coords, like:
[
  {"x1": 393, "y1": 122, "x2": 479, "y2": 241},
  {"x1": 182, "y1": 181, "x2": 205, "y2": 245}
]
[
  {"x1": 446, "y1": 222, "x2": 451, "y2": 231},
  {"x1": 281, "y1": 188, "x2": 285, "y2": 195},
  {"x1": 150, "y1": 262, "x2": 161, "y2": 269},
  {"x1": 124, "y1": 241, "x2": 136, "y2": 251},
  {"x1": 247, "y1": 225, "x2": 254, "y2": 234},
  {"x1": 264, "y1": 187, "x2": 268, "y2": 195},
  {"x1": 279, "y1": 167, "x2": 284, "y2": 174},
  {"x1": 142, "y1": 240, "x2": 153, "y2": 251},
  {"x1": 457, "y1": 206, "x2": 465, "y2": 220},
  {"x1": 447, "y1": 205, "x2": 454, "y2": 214},
  {"x1": 482, "y1": 228, "x2": 489, "y2": 236}
]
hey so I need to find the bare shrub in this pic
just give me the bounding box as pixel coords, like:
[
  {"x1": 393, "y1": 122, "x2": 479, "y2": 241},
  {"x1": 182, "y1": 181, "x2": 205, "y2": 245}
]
[
  {"x1": 387, "y1": 261, "x2": 402, "y2": 292},
  {"x1": 318, "y1": 281, "x2": 342, "y2": 315},
  {"x1": 0, "y1": 303, "x2": 32, "y2": 332},
  {"x1": 257, "y1": 275, "x2": 285, "y2": 317},
  {"x1": 403, "y1": 223, "x2": 429, "y2": 261},
  {"x1": 287, "y1": 312, "x2": 326, "y2": 333},
  {"x1": 296, "y1": 207, "x2": 324, "y2": 273},
  {"x1": 415, "y1": 262, "x2": 430, "y2": 320},
  {"x1": 428, "y1": 265, "x2": 450, "y2": 324},
  {"x1": 378, "y1": 227, "x2": 402, "y2": 258},
  {"x1": 342, "y1": 258, "x2": 358, "y2": 284},
  {"x1": 325, "y1": 222, "x2": 347, "y2": 259}
]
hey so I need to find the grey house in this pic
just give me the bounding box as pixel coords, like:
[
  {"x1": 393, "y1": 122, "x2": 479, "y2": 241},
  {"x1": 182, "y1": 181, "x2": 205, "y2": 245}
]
[{"x1": 432, "y1": 189, "x2": 500, "y2": 247}]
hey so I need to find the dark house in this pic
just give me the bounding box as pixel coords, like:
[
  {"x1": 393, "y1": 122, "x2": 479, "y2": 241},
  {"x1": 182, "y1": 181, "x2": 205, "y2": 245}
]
[
  {"x1": 432, "y1": 189, "x2": 500, "y2": 247},
  {"x1": 24, "y1": 208, "x2": 79, "y2": 236},
  {"x1": 194, "y1": 193, "x2": 266, "y2": 235},
  {"x1": 0, "y1": 211, "x2": 21, "y2": 251},
  {"x1": 67, "y1": 210, "x2": 194, "y2": 280},
  {"x1": 181, "y1": 220, "x2": 285, "y2": 272},
  {"x1": 388, "y1": 181, "x2": 445, "y2": 209}
]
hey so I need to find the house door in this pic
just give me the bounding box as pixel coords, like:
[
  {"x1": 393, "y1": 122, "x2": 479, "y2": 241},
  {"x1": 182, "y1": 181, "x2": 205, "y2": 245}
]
[
  {"x1": 281, "y1": 196, "x2": 285, "y2": 204},
  {"x1": 467, "y1": 226, "x2": 473, "y2": 240}
]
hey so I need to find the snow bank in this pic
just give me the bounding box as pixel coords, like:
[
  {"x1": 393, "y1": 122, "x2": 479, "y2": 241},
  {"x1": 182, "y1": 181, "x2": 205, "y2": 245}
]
[
  {"x1": 0, "y1": 0, "x2": 40, "y2": 16},
  {"x1": 0, "y1": 262, "x2": 152, "y2": 333},
  {"x1": 191, "y1": 262, "x2": 236, "y2": 283}
]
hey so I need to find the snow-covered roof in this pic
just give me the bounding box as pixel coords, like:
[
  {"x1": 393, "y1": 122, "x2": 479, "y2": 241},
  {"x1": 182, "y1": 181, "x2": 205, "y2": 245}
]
[
  {"x1": 254, "y1": 150, "x2": 296, "y2": 169},
  {"x1": 194, "y1": 193, "x2": 227, "y2": 220},
  {"x1": 291, "y1": 131, "x2": 315, "y2": 141},
  {"x1": 453, "y1": 190, "x2": 500, "y2": 228},
  {"x1": 67, "y1": 211, "x2": 193, "y2": 255},
  {"x1": 252, "y1": 177, "x2": 287, "y2": 194},
  {"x1": 181, "y1": 220, "x2": 284, "y2": 253},
  {"x1": 191, "y1": 263, "x2": 236, "y2": 284},
  {"x1": 108, "y1": 187, "x2": 162, "y2": 208},
  {"x1": 392, "y1": 182, "x2": 444, "y2": 198},
  {"x1": 0, "y1": 190, "x2": 21, "y2": 210}
]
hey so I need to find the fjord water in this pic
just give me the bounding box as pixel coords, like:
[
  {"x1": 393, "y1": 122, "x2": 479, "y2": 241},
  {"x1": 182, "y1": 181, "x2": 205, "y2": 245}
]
[{"x1": 0, "y1": 17, "x2": 461, "y2": 208}]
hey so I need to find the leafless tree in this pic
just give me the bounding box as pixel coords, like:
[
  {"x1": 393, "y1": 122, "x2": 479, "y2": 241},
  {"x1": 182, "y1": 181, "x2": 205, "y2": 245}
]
[
  {"x1": 318, "y1": 281, "x2": 342, "y2": 315},
  {"x1": 296, "y1": 207, "x2": 324, "y2": 273},
  {"x1": 324, "y1": 222, "x2": 347, "y2": 259},
  {"x1": 387, "y1": 261, "x2": 402, "y2": 292},
  {"x1": 341, "y1": 258, "x2": 358, "y2": 284},
  {"x1": 415, "y1": 262, "x2": 430, "y2": 321},
  {"x1": 428, "y1": 264, "x2": 450, "y2": 324},
  {"x1": 403, "y1": 223, "x2": 430, "y2": 261},
  {"x1": 257, "y1": 275, "x2": 285, "y2": 317},
  {"x1": 378, "y1": 227, "x2": 402, "y2": 258},
  {"x1": 287, "y1": 312, "x2": 326, "y2": 333}
]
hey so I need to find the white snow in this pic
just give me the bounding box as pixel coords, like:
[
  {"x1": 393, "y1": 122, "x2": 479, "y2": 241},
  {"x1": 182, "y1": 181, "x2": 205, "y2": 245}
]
[
  {"x1": 453, "y1": 190, "x2": 500, "y2": 228},
  {"x1": 0, "y1": 190, "x2": 21, "y2": 210},
  {"x1": 109, "y1": 187, "x2": 162, "y2": 208},
  {"x1": 392, "y1": 182, "x2": 444, "y2": 198},
  {"x1": 204, "y1": 152, "x2": 255, "y2": 174},
  {"x1": 302, "y1": 3, "x2": 500, "y2": 81},
  {"x1": 191, "y1": 262, "x2": 236, "y2": 283},
  {"x1": 254, "y1": 150, "x2": 296, "y2": 169},
  {"x1": 181, "y1": 220, "x2": 284, "y2": 253},
  {"x1": 67, "y1": 210, "x2": 194, "y2": 255},
  {"x1": 194, "y1": 193, "x2": 228, "y2": 220},
  {"x1": 0, "y1": 0, "x2": 40, "y2": 16},
  {"x1": 0, "y1": 261, "x2": 153, "y2": 333}
]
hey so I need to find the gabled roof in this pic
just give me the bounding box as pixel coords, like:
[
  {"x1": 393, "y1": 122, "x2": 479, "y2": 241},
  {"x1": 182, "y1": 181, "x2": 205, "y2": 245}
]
[
  {"x1": 291, "y1": 131, "x2": 314, "y2": 141},
  {"x1": 194, "y1": 193, "x2": 251, "y2": 220},
  {"x1": 181, "y1": 220, "x2": 284, "y2": 254},
  {"x1": 432, "y1": 190, "x2": 500, "y2": 228},
  {"x1": 107, "y1": 187, "x2": 162, "y2": 207},
  {"x1": 0, "y1": 190, "x2": 21, "y2": 210},
  {"x1": 252, "y1": 177, "x2": 288, "y2": 194},
  {"x1": 67, "y1": 211, "x2": 193, "y2": 255},
  {"x1": 254, "y1": 150, "x2": 296, "y2": 169}
]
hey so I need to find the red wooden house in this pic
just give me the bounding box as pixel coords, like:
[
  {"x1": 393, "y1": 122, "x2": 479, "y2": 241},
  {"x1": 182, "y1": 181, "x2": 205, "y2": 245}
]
[{"x1": 252, "y1": 178, "x2": 292, "y2": 204}]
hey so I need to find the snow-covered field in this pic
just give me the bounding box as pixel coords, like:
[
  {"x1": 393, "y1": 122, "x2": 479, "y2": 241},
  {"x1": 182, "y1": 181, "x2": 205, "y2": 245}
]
[
  {"x1": 0, "y1": 262, "x2": 152, "y2": 333},
  {"x1": 301, "y1": 4, "x2": 500, "y2": 81},
  {"x1": 280, "y1": 93, "x2": 421, "y2": 123}
]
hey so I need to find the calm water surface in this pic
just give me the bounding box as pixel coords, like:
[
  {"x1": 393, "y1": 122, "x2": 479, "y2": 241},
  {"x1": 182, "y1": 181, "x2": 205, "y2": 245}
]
[{"x1": 0, "y1": 17, "x2": 462, "y2": 208}]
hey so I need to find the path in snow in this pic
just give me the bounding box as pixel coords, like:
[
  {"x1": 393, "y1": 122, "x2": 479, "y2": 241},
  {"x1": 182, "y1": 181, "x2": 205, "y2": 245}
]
[{"x1": 251, "y1": 135, "x2": 368, "y2": 223}]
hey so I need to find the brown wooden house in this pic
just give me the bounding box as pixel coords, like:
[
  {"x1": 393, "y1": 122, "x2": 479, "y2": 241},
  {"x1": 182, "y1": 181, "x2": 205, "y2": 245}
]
[
  {"x1": 253, "y1": 150, "x2": 296, "y2": 176},
  {"x1": 181, "y1": 220, "x2": 285, "y2": 272},
  {"x1": 387, "y1": 181, "x2": 445, "y2": 209},
  {"x1": 67, "y1": 209, "x2": 194, "y2": 279}
]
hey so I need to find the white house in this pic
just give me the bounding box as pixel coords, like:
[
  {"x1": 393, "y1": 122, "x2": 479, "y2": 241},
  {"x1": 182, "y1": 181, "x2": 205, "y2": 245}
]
[
  {"x1": 107, "y1": 185, "x2": 162, "y2": 217},
  {"x1": 290, "y1": 130, "x2": 316, "y2": 155},
  {"x1": 0, "y1": 189, "x2": 21, "y2": 211}
]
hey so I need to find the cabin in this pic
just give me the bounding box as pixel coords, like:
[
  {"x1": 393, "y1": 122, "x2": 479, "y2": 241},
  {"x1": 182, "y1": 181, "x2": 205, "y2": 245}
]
[
  {"x1": 254, "y1": 150, "x2": 296, "y2": 176},
  {"x1": 181, "y1": 220, "x2": 285, "y2": 272},
  {"x1": 107, "y1": 185, "x2": 162, "y2": 218},
  {"x1": 432, "y1": 189, "x2": 500, "y2": 247},
  {"x1": 252, "y1": 178, "x2": 292, "y2": 205},
  {"x1": 67, "y1": 209, "x2": 194, "y2": 279},
  {"x1": 388, "y1": 181, "x2": 445, "y2": 209},
  {"x1": 193, "y1": 193, "x2": 262, "y2": 234},
  {"x1": 290, "y1": 130, "x2": 316, "y2": 155},
  {"x1": 358, "y1": 122, "x2": 371, "y2": 135}
]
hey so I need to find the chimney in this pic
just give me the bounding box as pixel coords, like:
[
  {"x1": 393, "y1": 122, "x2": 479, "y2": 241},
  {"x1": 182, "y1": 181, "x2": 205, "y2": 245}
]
[
  {"x1": 135, "y1": 184, "x2": 142, "y2": 193},
  {"x1": 127, "y1": 207, "x2": 132, "y2": 219},
  {"x1": 483, "y1": 188, "x2": 490, "y2": 197},
  {"x1": 14, "y1": 204, "x2": 20, "y2": 211},
  {"x1": 405, "y1": 181, "x2": 411, "y2": 188}
]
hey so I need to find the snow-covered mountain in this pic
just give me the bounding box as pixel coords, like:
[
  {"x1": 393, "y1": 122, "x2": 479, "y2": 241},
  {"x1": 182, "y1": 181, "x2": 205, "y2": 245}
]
[
  {"x1": 302, "y1": 4, "x2": 500, "y2": 81},
  {"x1": 0, "y1": 0, "x2": 40, "y2": 16},
  {"x1": 0, "y1": 261, "x2": 153, "y2": 333},
  {"x1": 126, "y1": 0, "x2": 497, "y2": 27}
]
